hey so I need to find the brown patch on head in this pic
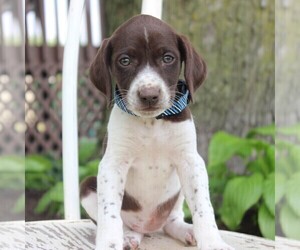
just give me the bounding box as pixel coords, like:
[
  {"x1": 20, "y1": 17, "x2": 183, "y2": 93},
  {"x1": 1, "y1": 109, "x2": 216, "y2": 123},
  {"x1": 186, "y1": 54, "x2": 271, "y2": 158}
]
[
  {"x1": 122, "y1": 191, "x2": 142, "y2": 212},
  {"x1": 80, "y1": 176, "x2": 97, "y2": 199},
  {"x1": 161, "y1": 107, "x2": 192, "y2": 123}
]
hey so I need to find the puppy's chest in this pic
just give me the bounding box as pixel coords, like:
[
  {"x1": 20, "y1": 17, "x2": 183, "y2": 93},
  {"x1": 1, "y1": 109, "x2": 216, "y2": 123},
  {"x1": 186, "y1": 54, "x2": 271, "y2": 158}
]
[
  {"x1": 121, "y1": 121, "x2": 183, "y2": 233},
  {"x1": 127, "y1": 120, "x2": 179, "y2": 157},
  {"x1": 108, "y1": 108, "x2": 195, "y2": 172},
  {"x1": 124, "y1": 120, "x2": 181, "y2": 194}
]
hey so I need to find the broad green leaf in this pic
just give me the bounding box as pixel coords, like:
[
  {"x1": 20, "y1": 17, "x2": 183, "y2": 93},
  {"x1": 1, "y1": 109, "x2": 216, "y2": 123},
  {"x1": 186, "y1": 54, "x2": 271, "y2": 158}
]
[
  {"x1": 289, "y1": 146, "x2": 300, "y2": 171},
  {"x1": 280, "y1": 203, "x2": 300, "y2": 240},
  {"x1": 266, "y1": 145, "x2": 275, "y2": 172},
  {"x1": 0, "y1": 156, "x2": 24, "y2": 189},
  {"x1": 248, "y1": 139, "x2": 271, "y2": 151},
  {"x1": 209, "y1": 173, "x2": 228, "y2": 194},
  {"x1": 275, "y1": 173, "x2": 286, "y2": 204},
  {"x1": 79, "y1": 165, "x2": 89, "y2": 180},
  {"x1": 277, "y1": 124, "x2": 300, "y2": 140},
  {"x1": 35, "y1": 190, "x2": 52, "y2": 214},
  {"x1": 208, "y1": 162, "x2": 227, "y2": 177},
  {"x1": 263, "y1": 173, "x2": 275, "y2": 216},
  {"x1": 79, "y1": 160, "x2": 99, "y2": 181},
  {"x1": 85, "y1": 159, "x2": 100, "y2": 174},
  {"x1": 247, "y1": 124, "x2": 275, "y2": 139},
  {"x1": 0, "y1": 176, "x2": 22, "y2": 189},
  {"x1": 208, "y1": 132, "x2": 253, "y2": 167},
  {"x1": 35, "y1": 182, "x2": 64, "y2": 214},
  {"x1": 79, "y1": 138, "x2": 98, "y2": 164},
  {"x1": 258, "y1": 203, "x2": 275, "y2": 239},
  {"x1": 286, "y1": 172, "x2": 300, "y2": 217},
  {"x1": 25, "y1": 172, "x2": 53, "y2": 191},
  {"x1": 0, "y1": 155, "x2": 24, "y2": 172},
  {"x1": 12, "y1": 193, "x2": 25, "y2": 213},
  {"x1": 276, "y1": 156, "x2": 293, "y2": 176},
  {"x1": 276, "y1": 139, "x2": 296, "y2": 151},
  {"x1": 25, "y1": 155, "x2": 52, "y2": 172},
  {"x1": 48, "y1": 182, "x2": 64, "y2": 202},
  {"x1": 220, "y1": 173, "x2": 264, "y2": 230},
  {"x1": 247, "y1": 157, "x2": 270, "y2": 177}
]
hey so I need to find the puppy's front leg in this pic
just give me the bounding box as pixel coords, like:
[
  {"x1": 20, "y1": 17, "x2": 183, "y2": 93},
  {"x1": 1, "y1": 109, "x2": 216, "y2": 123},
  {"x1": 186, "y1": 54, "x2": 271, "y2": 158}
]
[
  {"x1": 95, "y1": 156, "x2": 130, "y2": 250},
  {"x1": 177, "y1": 153, "x2": 234, "y2": 250}
]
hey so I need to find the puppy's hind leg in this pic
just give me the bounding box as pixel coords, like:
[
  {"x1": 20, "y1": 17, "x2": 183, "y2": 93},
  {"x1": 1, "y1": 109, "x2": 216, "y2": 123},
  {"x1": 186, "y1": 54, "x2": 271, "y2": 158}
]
[
  {"x1": 163, "y1": 192, "x2": 196, "y2": 246},
  {"x1": 80, "y1": 176, "x2": 98, "y2": 224},
  {"x1": 164, "y1": 217, "x2": 196, "y2": 246}
]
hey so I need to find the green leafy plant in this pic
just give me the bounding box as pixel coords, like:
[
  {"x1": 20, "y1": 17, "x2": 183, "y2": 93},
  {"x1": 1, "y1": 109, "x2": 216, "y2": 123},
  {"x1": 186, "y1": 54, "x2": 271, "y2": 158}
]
[
  {"x1": 207, "y1": 125, "x2": 275, "y2": 239},
  {"x1": 0, "y1": 155, "x2": 24, "y2": 189},
  {"x1": 276, "y1": 124, "x2": 300, "y2": 240},
  {"x1": 0, "y1": 155, "x2": 25, "y2": 213},
  {"x1": 25, "y1": 138, "x2": 100, "y2": 218}
]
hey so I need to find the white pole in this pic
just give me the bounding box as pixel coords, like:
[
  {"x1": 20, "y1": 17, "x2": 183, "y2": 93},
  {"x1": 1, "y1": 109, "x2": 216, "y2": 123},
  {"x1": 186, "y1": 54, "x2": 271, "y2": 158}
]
[
  {"x1": 62, "y1": 0, "x2": 85, "y2": 220},
  {"x1": 141, "y1": 0, "x2": 163, "y2": 19}
]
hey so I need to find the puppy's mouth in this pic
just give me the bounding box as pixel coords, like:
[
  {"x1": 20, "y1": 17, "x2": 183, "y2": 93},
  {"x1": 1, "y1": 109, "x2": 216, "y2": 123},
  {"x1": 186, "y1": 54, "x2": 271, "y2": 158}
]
[
  {"x1": 130, "y1": 103, "x2": 171, "y2": 118},
  {"x1": 137, "y1": 105, "x2": 165, "y2": 112},
  {"x1": 124, "y1": 82, "x2": 174, "y2": 118}
]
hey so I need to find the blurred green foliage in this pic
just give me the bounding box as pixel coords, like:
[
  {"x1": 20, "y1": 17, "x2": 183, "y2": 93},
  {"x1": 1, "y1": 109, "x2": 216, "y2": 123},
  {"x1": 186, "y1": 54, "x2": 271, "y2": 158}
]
[
  {"x1": 0, "y1": 155, "x2": 24, "y2": 213},
  {"x1": 0, "y1": 155, "x2": 24, "y2": 189},
  {"x1": 25, "y1": 138, "x2": 99, "y2": 217},
  {"x1": 276, "y1": 124, "x2": 300, "y2": 240},
  {"x1": 29, "y1": 125, "x2": 300, "y2": 241},
  {"x1": 206, "y1": 125, "x2": 275, "y2": 239}
]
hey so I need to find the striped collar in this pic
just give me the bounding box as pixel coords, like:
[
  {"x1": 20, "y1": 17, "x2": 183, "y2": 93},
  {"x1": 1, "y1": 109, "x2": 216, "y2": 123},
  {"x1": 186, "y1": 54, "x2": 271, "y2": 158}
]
[{"x1": 115, "y1": 80, "x2": 190, "y2": 120}]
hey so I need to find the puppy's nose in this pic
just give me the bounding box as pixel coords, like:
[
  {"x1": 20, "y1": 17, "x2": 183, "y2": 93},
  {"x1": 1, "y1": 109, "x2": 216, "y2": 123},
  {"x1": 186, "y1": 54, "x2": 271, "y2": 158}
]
[{"x1": 138, "y1": 86, "x2": 160, "y2": 106}]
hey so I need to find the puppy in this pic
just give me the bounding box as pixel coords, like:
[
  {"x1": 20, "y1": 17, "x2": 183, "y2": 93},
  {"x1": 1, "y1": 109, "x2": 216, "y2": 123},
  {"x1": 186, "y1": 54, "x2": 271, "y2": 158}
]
[{"x1": 80, "y1": 15, "x2": 234, "y2": 250}]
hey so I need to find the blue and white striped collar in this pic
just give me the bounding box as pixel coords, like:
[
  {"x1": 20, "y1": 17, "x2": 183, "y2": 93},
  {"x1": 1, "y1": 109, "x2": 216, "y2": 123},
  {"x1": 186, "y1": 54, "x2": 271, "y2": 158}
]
[{"x1": 114, "y1": 80, "x2": 190, "y2": 119}]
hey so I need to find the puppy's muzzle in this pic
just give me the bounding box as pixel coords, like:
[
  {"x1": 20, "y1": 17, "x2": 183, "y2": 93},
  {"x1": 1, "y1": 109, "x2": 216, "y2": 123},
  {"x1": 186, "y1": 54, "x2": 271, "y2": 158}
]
[{"x1": 138, "y1": 86, "x2": 161, "y2": 107}]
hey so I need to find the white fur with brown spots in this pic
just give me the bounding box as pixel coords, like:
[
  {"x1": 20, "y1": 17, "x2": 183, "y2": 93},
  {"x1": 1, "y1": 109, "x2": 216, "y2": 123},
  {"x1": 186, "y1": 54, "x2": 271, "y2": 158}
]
[{"x1": 81, "y1": 14, "x2": 234, "y2": 250}]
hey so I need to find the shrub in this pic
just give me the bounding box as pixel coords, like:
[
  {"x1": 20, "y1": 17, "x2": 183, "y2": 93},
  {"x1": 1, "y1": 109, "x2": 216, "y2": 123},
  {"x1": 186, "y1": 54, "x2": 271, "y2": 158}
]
[
  {"x1": 25, "y1": 138, "x2": 99, "y2": 217},
  {"x1": 207, "y1": 125, "x2": 275, "y2": 239},
  {"x1": 276, "y1": 124, "x2": 300, "y2": 240},
  {"x1": 0, "y1": 155, "x2": 25, "y2": 213}
]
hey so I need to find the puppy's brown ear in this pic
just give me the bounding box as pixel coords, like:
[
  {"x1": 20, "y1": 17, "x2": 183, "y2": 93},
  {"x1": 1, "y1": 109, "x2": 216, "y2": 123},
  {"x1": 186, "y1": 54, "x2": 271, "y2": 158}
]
[
  {"x1": 178, "y1": 35, "x2": 207, "y2": 102},
  {"x1": 89, "y1": 38, "x2": 112, "y2": 105}
]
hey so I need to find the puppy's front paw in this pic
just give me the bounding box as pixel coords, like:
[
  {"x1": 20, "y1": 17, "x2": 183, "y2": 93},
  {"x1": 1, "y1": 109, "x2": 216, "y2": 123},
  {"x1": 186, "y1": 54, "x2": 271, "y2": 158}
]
[
  {"x1": 199, "y1": 239, "x2": 234, "y2": 250},
  {"x1": 123, "y1": 236, "x2": 139, "y2": 250},
  {"x1": 123, "y1": 230, "x2": 143, "y2": 250}
]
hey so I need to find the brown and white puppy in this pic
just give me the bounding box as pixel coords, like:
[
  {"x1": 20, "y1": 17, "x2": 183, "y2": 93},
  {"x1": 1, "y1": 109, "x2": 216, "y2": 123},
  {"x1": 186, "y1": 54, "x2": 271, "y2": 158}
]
[{"x1": 80, "y1": 15, "x2": 234, "y2": 250}]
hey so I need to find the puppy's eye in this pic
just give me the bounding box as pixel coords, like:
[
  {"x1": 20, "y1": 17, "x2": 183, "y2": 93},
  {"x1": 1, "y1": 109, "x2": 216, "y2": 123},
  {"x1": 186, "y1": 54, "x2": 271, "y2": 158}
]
[
  {"x1": 162, "y1": 54, "x2": 174, "y2": 64},
  {"x1": 119, "y1": 57, "x2": 131, "y2": 66}
]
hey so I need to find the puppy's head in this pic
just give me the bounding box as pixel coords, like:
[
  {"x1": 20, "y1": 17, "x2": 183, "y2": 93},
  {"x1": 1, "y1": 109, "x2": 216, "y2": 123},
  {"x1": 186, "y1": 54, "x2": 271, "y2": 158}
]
[{"x1": 90, "y1": 15, "x2": 206, "y2": 118}]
